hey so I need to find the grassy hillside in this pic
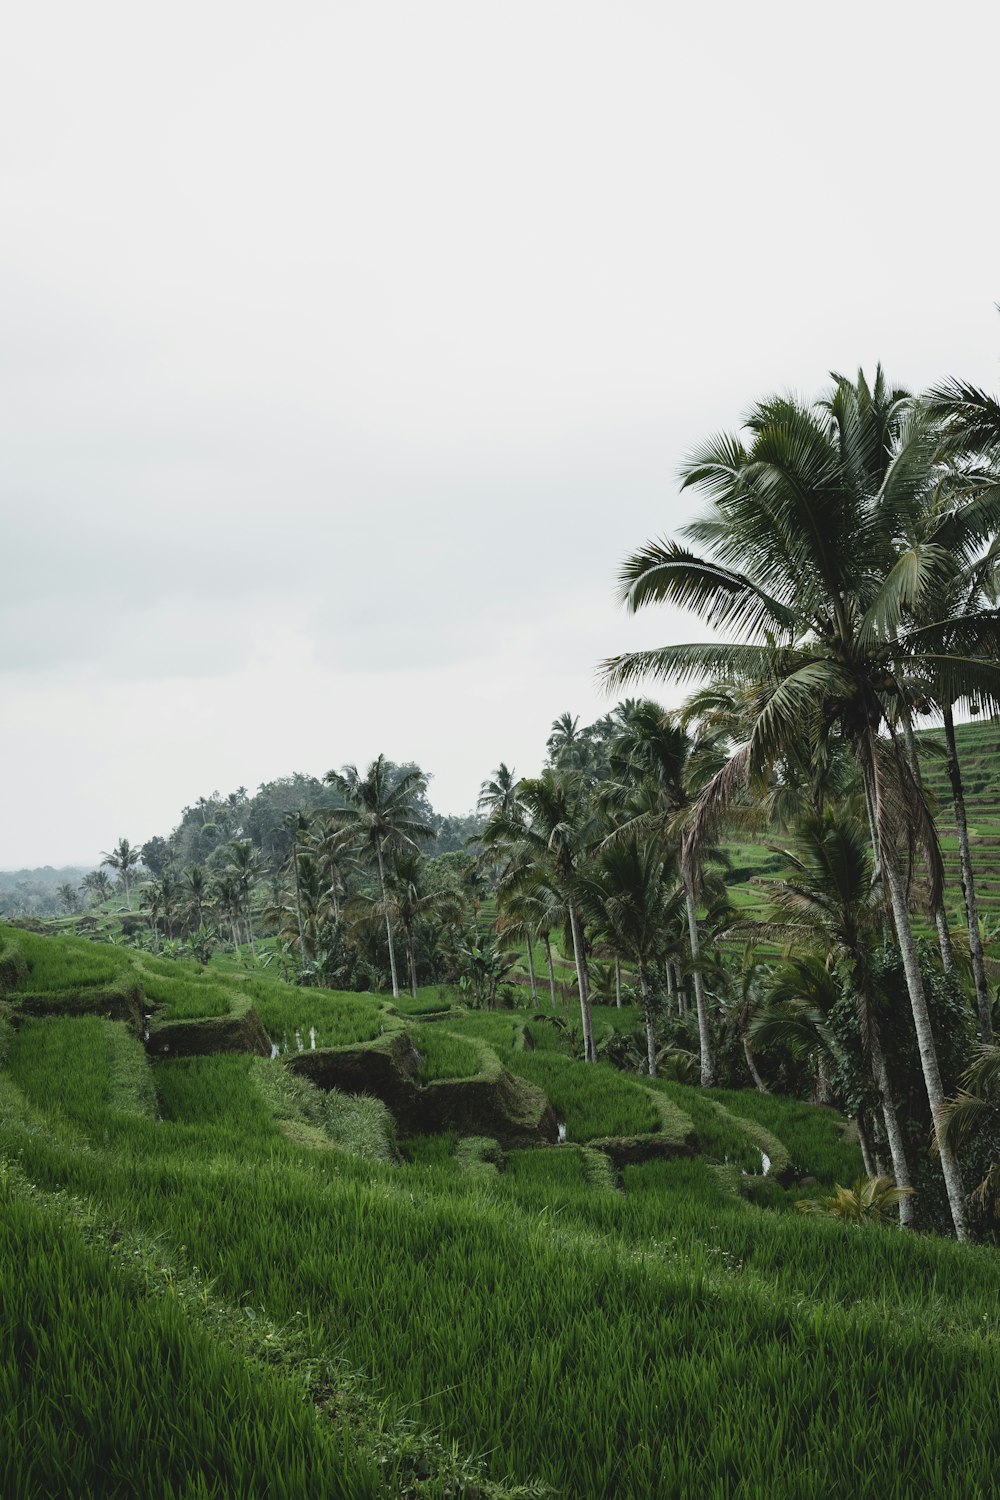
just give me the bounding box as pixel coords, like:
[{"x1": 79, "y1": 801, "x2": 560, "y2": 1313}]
[{"x1": 4, "y1": 925, "x2": 1000, "y2": 1496}]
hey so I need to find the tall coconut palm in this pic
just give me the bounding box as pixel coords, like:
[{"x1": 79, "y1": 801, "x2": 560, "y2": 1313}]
[
  {"x1": 497, "y1": 873, "x2": 564, "y2": 1012},
  {"x1": 477, "y1": 763, "x2": 522, "y2": 819},
  {"x1": 56, "y1": 882, "x2": 78, "y2": 914},
  {"x1": 484, "y1": 768, "x2": 598, "y2": 1058},
  {"x1": 578, "y1": 835, "x2": 676, "y2": 1076},
  {"x1": 912, "y1": 537, "x2": 1000, "y2": 1042},
  {"x1": 182, "y1": 865, "x2": 211, "y2": 934},
  {"x1": 101, "y1": 838, "x2": 142, "y2": 909},
  {"x1": 605, "y1": 369, "x2": 1000, "y2": 1238},
  {"x1": 379, "y1": 850, "x2": 464, "y2": 997},
  {"x1": 750, "y1": 810, "x2": 915, "y2": 1223},
  {"x1": 599, "y1": 699, "x2": 729, "y2": 1085},
  {"x1": 546, "y1": 713, "x2": 581, "y2": 766},
  {"x1": 282, "y1": 811, "x2": 313, "y2": 971},
  {"x1": 225, "y1": 840, "x2": 263, "y2": 952},
  {"x1": 324, "y1": 755, "x2": 434, "y2": 999},
  {"x1": 80, "y1": 869, "x2": 113, "y2": 906}
]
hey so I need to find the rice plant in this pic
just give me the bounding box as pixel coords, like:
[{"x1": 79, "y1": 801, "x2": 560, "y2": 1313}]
[
  {"x1": 410, "y1": 1027, "x2": 485, "y2": 1081},
  {"x1": 7, "y1": 932, "x2": 1000, "y2": 1498},
  {"x1": 7, "y1": 926, "x2": 132, "y2": 993}
]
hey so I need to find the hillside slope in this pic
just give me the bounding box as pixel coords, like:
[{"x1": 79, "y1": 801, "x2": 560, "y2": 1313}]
[{"x1": 3, "y1": 927, "x2": 1000, "y2": 1497}]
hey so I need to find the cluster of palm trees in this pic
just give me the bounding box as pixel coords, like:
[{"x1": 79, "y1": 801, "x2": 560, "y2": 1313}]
[
  {"x1": 592, "y1": 367, "x2": 1000, "y2": 1240},
  {"x1": 122, "y1": 756, "x2": 477, "y2": 995}
]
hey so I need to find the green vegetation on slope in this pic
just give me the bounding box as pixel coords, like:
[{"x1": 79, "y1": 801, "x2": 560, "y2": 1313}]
[{"x1": 7, "y1": 926, "x2": 1000, "y2": 1498}]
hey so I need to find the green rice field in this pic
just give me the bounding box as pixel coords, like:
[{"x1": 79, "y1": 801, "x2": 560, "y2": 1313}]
[{"x1": 4, "y1": 923, "x2": 1000, "y2": 1497}]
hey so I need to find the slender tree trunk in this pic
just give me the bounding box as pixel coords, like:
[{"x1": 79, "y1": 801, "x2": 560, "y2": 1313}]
[
  {"x1": 291, "y1": 846, "x2": 307, "y2": 976},
  {"x1": 375, "y1": 842, "x2": 400, "y2": 999},
  {"x1": 743, "y1": 1034, "x2": 768, "y2": 1093},
  {"x1": 815, "y1": 1053, "x2": 833, "y2": 1106},
  {"x1": 526, "y1": 936, "x2": 539, "y2": 1009},
  {"x1": 870, "y1": 1114, "x2": 889, "y2": 1177},
  {"x1": 544, "y1": 934, "x2": 558, "y2": 1012},
  {"x1": 856, "y1": 1113, "x2": 877, "y2": 1180},
  {"x1": 684, "y1": 870, "x2": 714, "y2": 1087},
  {"x1": 868, "y1": 757, "x2": 967, "y2": 1240},
  {"x1": 944, "y1": 703, "x2": 992, "y2": 1043},
  {"x1": 407, "y1": 933, "x2": 417, "y2": 998},
  {"x1": 567, "y1": 900, "x2": 595, "y2": 1062},
  {"x1": 665, "y1": 962, "x2": 674, "y2": 1010},
  {"x1": 614, "y1": 957, "x2": 622, "y2": 1009},
  {"x1": 870, "y1": 1031, "x2": 914, "y2": 1228},
  {"x1": 900, "y1": 710, "x2": 955, "y2": 973},
  {"x1": 639, "y1": 965, "x2": 656, "y2": 1078}
]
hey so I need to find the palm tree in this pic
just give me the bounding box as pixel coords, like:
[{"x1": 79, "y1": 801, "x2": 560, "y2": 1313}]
[
  {"x1": 324, "y1": 755, "x2": 434, "y2": 999},
  {"x1": 57, "y1": 882, "x2": 78, "y2": 914},
  {"x1": 497, "y1": 874, "x2": 564, "y2": 1012},
  {"x1": 605, "y1": 369, "x2": 1000, "y2": 1238},
  {"x1": 546, "y1": 713, "x2": 581, "y2": 766},
  {"x1": 225, "y1": 841, "x2": 263, "y2": 952},
  {"x1": 599, "y1": 699, "x2": 728, "y2": 1085},
  {"x1": 101, "y1": 838, "x2": 142, "y2": 908},
  {"x1": 477, "y1": 763, "x2": 521, "y2": 818},
  {"x1": 578, "y1": 836, "x2": 674, "y2": 1076},
  {"x1": 484, "y1": 768, "x2": 598, "y2": 1057},
  {"x1": 282, "y1": 811, "x2": 312, "y2": 970},
  {"x1": 182, "y1": 865, "x2": 211, "y2": 934},
  {"x1": 349, "y1": 850, "x2": 463, "y2": 997},
  {"x1": 80, "y1": 869, "x2": 113, "y2": 907},
  {"x1": 751, "y1": 810, "x2": 915, "y2": 1223}
]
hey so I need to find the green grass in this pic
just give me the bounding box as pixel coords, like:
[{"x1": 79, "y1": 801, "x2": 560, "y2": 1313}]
[
  {"x1": 409, "y1": 1028, "x2": 485, "y2": 1082},
  {"x1": 501, "y1": 1051, "x2": 659, "y2": 1141},
  {"x1": 706, "y1": 1088, "x2": 863, "y2": 1184},
  {"x1": 7, "y1": 926, "x2": 133, "y2": 993},
  {"x1": 648, "y1": 1077, "x2": 769, "y2": 1171},
  {"x1": 138, "y1": 969, "x2": 237, "y2": 1021},
  {"x1": 386, "y1": 986, "x2": 456, "y2": 1016},
  {"x1": 0, "y1": 1168, "x2": 377, "y2": 1500},
  {"x1": 228, "y1": 974, "x2": 388, "y2": 1048},
  {"x1": 8, "y1": 1017, "x2": 153, "y2": 1130},
  {"x1": 8, "y1": 927, "x2": 1000, "y2": 1497}
]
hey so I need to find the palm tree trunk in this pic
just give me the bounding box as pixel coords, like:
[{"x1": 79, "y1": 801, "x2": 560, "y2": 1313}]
[
  {"x1": 869, "y1": 756, "x2": 967, "y2": 1240},
  {"x1": 407, "y1": 932, "x2": 417, "y2": 998},
  {"x1": 567, "y1": 900, "x2": 595, "y2": 1062},
  {"x1": 815, "y1": 1054, "x2": 833, "y2": 1106},
  {"x1": 870, "y1": 1031, "x2": 914, "y2": 1228},
  {"x1": 684, "y1": 870, "x2": 714, "y2": 1087},
  {"x1": 375, "y1": 842, "x2": 400, "y2": 999},
  {"x1": 856, "y1": 1113, "x2": 877, "y2": 1180},
  {"x1": 900, "y1": 710, "x2": 955, "y2": 973},
  {"x1": 943, "y1": 704, "x2": 992, "y2": 1043},
  {"x1": 742, "y1": 1033, "x2": 768, "y2": 1093},
  {"x1": 544, "y1": 934, "x2": 558, "y2": 1012},
  {"x1": 292, "y1": 847, "x2": 308, "y2": 975},
  {"x1": 639, "y1": 965, "x2": 656, "y2": 1078},
  {"x1": 614, "y1": 957, "x2": 622, "y2": 1009},
  {"x1": 525, "y1": 937, "x2": 539, "y2": 1009}
]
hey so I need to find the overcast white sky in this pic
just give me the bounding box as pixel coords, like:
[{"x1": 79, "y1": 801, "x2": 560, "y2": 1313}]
[{"x1": 3, "y1": 0, "x2": 998, "y2": 868}]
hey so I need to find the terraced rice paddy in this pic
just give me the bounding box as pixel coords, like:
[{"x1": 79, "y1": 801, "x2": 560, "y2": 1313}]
[{"x1": 5, "y1": 924, "x2": 1000, "y2": 1497}]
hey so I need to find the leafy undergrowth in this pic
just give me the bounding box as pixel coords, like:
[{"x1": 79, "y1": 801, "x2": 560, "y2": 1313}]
[{"x1": 7, "y1": 931, "x2": 1000, "y2": 1497}]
